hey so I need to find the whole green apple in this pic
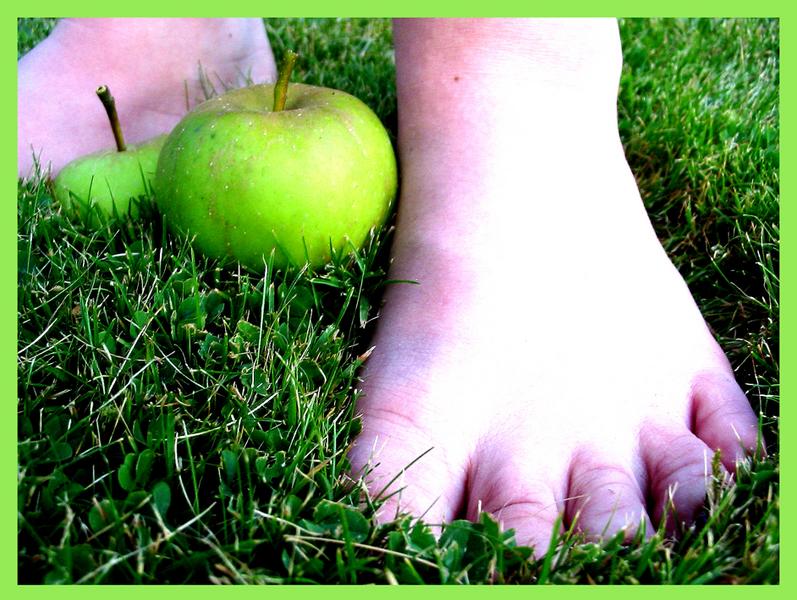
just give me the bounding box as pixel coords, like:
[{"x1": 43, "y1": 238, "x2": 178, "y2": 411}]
[
  {"x1": 54, "y1": 135, "x2": 165, "y2": 223},
  {"x1": 155, "y1": 53, "x2": 397, "y2": 270},
  {"x1": 53, "y1": 85, "x2": 165, "y2": 225}
]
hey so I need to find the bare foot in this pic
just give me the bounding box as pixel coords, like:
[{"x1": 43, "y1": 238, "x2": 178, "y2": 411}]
[
  {"x1": 18, "y1": 18, "x2": 277, "y2": 178},
  {"x1": 348, "y1": 18, "x2": 761, "y2": 554}
]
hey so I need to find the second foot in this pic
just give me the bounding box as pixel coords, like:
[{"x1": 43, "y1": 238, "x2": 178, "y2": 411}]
[{"x1": 348, "y1": 142, "x2": 761, "y2": 555}]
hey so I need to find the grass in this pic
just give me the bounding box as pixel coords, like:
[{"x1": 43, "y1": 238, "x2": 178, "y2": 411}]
[
  {"x1": 17, "y1": 18, "x2": 779, "y2": 584},
  {"x1": 17, "y1": 18, "x2": 57, "y2": 58}
]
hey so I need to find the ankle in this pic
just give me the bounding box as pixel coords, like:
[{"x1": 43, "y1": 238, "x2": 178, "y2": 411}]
[
  {"x1": 50, "y1": 19, "x2": 274, "y2": 89},
  {"x1": 395, "y1": 18, "x2": 622, "y2": 141}
]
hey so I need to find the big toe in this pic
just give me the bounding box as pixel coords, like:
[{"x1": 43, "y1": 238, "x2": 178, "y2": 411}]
[{"x1": 348, "y1": 405, "x2": 467, "y2": 528}]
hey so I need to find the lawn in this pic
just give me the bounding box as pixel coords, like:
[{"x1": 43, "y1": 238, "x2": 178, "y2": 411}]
[{"x1": 17, "y1": 18, "x2": 779, "y2": 584}]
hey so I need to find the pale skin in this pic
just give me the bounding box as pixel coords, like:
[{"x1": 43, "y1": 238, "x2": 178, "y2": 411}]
[
  {"x1": 18, "y1": 18, "x2": 276, "y2": 178},
  {"x1": 18, "y1": 18, "x2": 761, "y2": 556}
]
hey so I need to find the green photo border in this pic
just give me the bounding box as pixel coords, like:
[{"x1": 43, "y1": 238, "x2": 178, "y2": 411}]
[{"x1": 8, "y1": 0, "x2": 790, "y2": 596}]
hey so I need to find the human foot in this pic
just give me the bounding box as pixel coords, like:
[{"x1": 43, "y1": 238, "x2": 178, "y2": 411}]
[
  {"x1": 18, "y1": 18, "x2": 277, "y2": 178},
  {"x1": 347, "y1": 18, "x2": 762, "y2": 554}
]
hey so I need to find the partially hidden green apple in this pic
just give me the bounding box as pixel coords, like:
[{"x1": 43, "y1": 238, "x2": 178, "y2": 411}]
[
  {"x1": 53, "y1": 85, "x2": 166, "y2": 225},
  {"x1": 155, "y1": 50, "x2": 397, "y2": 270}
]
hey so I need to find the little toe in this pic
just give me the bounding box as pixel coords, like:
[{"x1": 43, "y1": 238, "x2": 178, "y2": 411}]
[
  {"x1": 566, "y1": 450, "x2": 654, "y2": 541},
  {"x1": 691, "y1": 371, "x2": 762, "y2": 469},
  {"x1": 641, "y1": 424, "x2": 728, "y2": 532}
]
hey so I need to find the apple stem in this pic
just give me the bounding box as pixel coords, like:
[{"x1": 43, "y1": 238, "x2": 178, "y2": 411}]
[
  {"x1": 96, "y1": 85, "x2": 127, "y2": 152},
  {"x1": 273, "y1": 50, "x2": 298, "y2": 112}
]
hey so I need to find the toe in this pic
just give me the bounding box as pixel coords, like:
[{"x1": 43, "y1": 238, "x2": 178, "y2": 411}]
[
  {"x1": 566, "y1": 449, "x2": 653, "y2": 541},
  {"x1": 691, "y1": 371, "x2": 762, "y2": 469},
  {"x1": 641, "y1": 424, "x2": 728, "y2": 532},
  {"x1": 348, "y1": 405, "x2": 467, "y2": 528},
  {"x1": 478, "y1": 486, "x2": 562, "y2": 558},
  {"x1": 491, "y1": 495, "x2": 561, "y2": 557},
  {"x1": 466, "y1": 449, "x2": 563, "y2": 557}
]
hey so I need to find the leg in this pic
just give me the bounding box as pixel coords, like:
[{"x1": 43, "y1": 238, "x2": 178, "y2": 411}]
[
  {"x1": 348, "y1": 18, "x2": 761, "y2": 553},
  {"x1": 18, "y1": 18, "x2": 277, "y2": 178}
]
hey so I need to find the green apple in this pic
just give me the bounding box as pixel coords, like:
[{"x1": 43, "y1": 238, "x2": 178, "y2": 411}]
[
  {"x1": 53, "y1": 86, "x2": 165, "y2": 225},
  {"x1": 54, "y1": 136, "x2": 166, "y2": 223},
  {"x1": 155, "y1": 51, "x2": 397, "y2": 270}
]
